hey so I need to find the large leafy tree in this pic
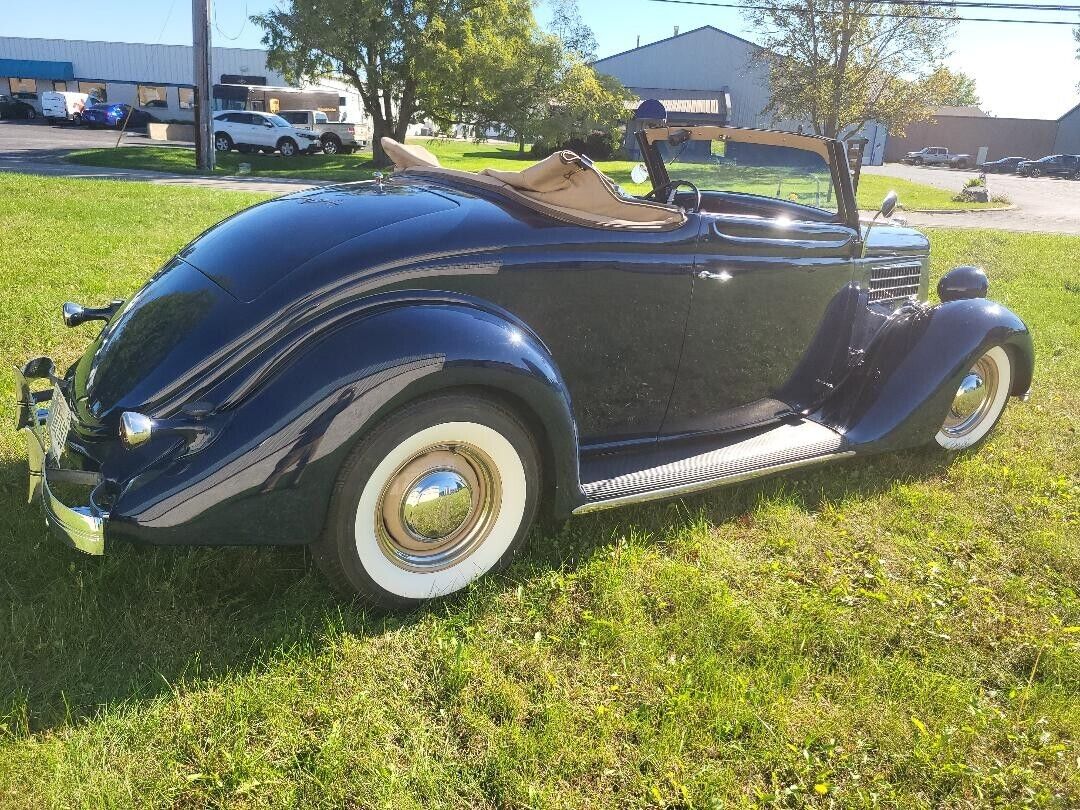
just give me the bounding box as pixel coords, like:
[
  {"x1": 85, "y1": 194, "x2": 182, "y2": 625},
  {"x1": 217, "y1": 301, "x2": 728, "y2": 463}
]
[
  {"x1": 547, "y1": 0, "x2": 598, "y2": 61},
  {"x1": 253, "y1": 0, "x2": 531, "y2": 165},
  {"x1": 742, "y1": 0, "x2": 959, "y2": 137},
  {"x1": 930, "y1": 66, "x2": 980, "y2": 108}
]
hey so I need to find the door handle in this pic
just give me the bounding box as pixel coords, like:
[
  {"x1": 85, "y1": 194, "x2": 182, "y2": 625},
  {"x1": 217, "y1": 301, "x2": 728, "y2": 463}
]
[{"x1": 696, "y1": 270, "x2": 732, "y2": 281}]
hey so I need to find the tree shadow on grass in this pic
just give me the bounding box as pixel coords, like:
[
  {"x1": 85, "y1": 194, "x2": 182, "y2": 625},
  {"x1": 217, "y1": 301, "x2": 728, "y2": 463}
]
[{"x1": 0, "y1": 446, "x2": 954, "y2": 735}]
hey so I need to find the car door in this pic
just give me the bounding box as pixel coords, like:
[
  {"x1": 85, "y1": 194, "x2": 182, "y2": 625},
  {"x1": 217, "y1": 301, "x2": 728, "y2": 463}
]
[{"x1": 653, "y1": 134, "x2": 859, "y2": 437}]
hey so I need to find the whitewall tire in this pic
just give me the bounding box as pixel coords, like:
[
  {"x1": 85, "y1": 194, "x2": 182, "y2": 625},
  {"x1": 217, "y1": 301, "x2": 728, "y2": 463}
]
[
  {"x1": 934, "y1": 345, "x2": 1013, "y2": 450},
  {"x1": 313, "y1": 393, "x2": 541, "y2": 608}
]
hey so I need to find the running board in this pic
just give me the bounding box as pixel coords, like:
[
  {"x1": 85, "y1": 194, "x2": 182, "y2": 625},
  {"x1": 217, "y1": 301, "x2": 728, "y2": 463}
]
[{"x1": 574, "y1": 420, "x2": 851, "y2": 514}]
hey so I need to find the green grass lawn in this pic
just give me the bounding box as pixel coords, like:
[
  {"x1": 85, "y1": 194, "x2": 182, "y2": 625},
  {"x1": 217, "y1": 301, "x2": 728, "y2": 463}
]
[
  {"x1": 64, "y1": 139, "x2": 1000, "y2": 212},
  {"x1": 0, "y1": 172, "x2": 1077, "y2": 808}
]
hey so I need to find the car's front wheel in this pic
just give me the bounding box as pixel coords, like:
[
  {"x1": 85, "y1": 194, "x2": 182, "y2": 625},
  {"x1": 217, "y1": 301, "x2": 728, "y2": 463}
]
[
  {"x1": 278, "y1": 137, "x2": 299, "y2": 157},
  {"x1": 1030, "y1": 167, "x2": 1042, "y2": 178},
  {"x1": 313, "y1": 392, "x2": 541, "y2": 608},
  {"x1": 935, "y1": 345, "x2": 1013, "y2": 450}
]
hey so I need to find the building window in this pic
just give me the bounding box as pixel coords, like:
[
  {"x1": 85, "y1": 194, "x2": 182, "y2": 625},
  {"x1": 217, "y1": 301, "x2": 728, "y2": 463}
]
[
  {"x1": 79, "y1": 81, "x2": 107, "y2": 102},
  {"x1": 9, "y1": 78, "x2": 37, "y2": 94},
  {"x1": 178, "y1": 87, "x2": 195, "y2": 110},
  {"x1": 53, "y1": 81, "x2": 68, "y2": 92},
  {"x1": 137, "y1": 84, "x2": 168, "y2": 108}
]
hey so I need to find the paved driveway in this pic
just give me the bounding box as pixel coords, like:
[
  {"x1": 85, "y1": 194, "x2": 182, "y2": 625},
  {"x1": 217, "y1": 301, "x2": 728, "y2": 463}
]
[
  {"x1": 0, "y1": 119, "x2": 322, "y2": 194},
  {"x1": 862, "y1": 163, "x2": 1080, "y2": 235}
]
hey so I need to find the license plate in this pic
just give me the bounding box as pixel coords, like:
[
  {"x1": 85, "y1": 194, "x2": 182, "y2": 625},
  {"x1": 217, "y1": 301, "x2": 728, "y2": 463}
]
[{"x1": 46, "y1": 386, "x2": 72, "y2": 463}]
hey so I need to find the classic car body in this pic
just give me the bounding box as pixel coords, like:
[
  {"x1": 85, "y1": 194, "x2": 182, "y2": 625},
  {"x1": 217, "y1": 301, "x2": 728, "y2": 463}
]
[{"x1": 16, "y1": 123, "x2": 1033, "y2": 606}]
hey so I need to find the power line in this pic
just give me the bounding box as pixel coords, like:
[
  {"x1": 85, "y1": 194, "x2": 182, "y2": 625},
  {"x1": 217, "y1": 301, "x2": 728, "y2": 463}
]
[
  {"x1": 647, "y1": 0, "x2": 1080, "y2": 23},
  {"x1": 213, "y1": 0, "x2": 249, "y2": 41}
]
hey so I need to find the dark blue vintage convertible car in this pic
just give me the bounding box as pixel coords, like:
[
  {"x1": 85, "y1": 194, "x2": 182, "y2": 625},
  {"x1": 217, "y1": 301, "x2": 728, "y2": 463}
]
[{"x1": 16, "y1": 124, "x2": 1033, "y2": 607}]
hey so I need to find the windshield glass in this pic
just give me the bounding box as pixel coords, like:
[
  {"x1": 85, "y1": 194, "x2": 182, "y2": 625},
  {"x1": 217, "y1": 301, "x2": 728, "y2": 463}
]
[
  {"x1": 656, "y1": 139, "x2": 839, "y2": 213},
  {"x1": 268, "y1": 114, "x2": 291, "y2": 127}
]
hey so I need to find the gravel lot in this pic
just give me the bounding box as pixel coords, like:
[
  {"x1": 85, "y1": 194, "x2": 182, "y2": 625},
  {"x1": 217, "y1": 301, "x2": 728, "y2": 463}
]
[{"x1": 863, "y1": 162, "x2": 1080, "y2": 235}]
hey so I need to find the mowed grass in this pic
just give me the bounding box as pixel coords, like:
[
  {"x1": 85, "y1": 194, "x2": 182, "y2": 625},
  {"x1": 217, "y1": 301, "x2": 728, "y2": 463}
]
[
  {"x1": 0, "y1": 171, "x2": 1078, "y2": 808},
  {"x1": 64, "y1": 138, "x2": 997, "y2": 211}
]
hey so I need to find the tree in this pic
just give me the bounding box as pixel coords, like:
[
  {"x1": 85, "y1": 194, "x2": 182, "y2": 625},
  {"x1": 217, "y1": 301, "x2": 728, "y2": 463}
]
[
  {"x1": 1075, "y1": 24, "x2": 1080, "y2": 91},
  {"x1": 547, "y1": 0, "x2": 598, "y2": 62},
  {"x1": 253, "y1": 0, "x2": 532, "y2": 165},
  {"x1": 742, "y1": 0, "x2": 959, "y2": 138},
  {"x1": 930, "y1": 67, "x2": 980, "y2": 108}
]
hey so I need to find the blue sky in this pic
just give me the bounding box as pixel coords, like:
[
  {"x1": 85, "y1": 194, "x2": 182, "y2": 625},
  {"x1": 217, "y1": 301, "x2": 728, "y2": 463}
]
[{"x1": 5, "y1": 0, "x2": 1078, "y2": 119}]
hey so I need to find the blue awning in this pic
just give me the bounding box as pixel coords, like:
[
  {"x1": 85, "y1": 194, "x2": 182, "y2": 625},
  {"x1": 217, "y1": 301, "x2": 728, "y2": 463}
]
[{"x1": 0, "y1": 59, "x2": 75, "y2": 80}]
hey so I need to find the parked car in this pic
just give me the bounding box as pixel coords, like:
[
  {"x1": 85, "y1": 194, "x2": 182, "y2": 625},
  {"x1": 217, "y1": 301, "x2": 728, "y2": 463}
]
[
  {"x1": 81, "y1": 103, "x2": 154, "y2": 130},
  {"x1": 0, "y1": 94, "x2": 37, "y2": 120},
  {"x1": 902, "y1": 146, "x2": 973, "y2": 168},
  {"x1": 16, "y1": 124, "x2": 1033, "y2": 608},
  {"x1": 41, "y1": 90, "x2": 99, "y2": 124},
  {"x1": 1016, "y1": 154, "x2": 1080, "y2": 179},
  {"x1": 11, "y1": 91, "x2": 41, "y2": 114},
  {"x1": 212, "y1": 110, "x2": 321, "y2": 157},
  {"x1": 276, "y1": 109, "x2": 370, "y2": 155},
  {"x1": 978, "y1": 156, "x2": 1028, "y2": 174}
]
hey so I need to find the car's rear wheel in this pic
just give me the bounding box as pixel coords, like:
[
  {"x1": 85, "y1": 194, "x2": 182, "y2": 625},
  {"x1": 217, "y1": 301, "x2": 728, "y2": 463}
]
[
  {"x1": 214, "y1": 132, "x2": 233, "y2": 152},
  {"x1": 321, "y1": 135, "x2": 341, "y2": 155},
  {"x1": 935, "y1": 346, "x2": 1013, "y2": 450},
  {"x1": 313, "y1": 392, "x2": 541, "y2": 608},
  {"x1": 278, "y1": 137, "x2": 299, "y2": 157},
  {"x1": 913, "y1": 157, "x2": 923, "y2": 165},
  {"x1": 1030, "y1": 167, "x2": 1042, "y2": 178}
]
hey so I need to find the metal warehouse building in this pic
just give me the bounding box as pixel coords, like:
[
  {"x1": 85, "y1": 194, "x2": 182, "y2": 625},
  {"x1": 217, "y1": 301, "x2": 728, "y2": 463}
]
[
  {"x1": 0, "y1": 36, "x2": 289, "y2": 121},
  {"x1": 592, "y1": 25, "x2": 899, "y2": 165}
]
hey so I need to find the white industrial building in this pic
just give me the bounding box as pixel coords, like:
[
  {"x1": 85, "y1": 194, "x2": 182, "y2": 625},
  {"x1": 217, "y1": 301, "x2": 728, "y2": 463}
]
[
  {"x1": 593, "y1": 26, "x2": 886, "y2": 164},
  {"x1": 0, "y1": 37, "x2": 368, "y2": 124}
]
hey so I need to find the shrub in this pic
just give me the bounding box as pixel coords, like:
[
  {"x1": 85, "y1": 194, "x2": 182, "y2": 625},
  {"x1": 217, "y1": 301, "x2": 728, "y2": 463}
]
[{"x1": 530, "y1": 131, "x2": 620, "y2": 161}]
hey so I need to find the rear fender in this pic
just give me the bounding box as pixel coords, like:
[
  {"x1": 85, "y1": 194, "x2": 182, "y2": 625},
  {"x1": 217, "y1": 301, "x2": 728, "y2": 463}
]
[
  {"x1": 106, "y1": 300, "x2": 579, "y2": 547},
  {"x1": 815, "y1": 298, "x2": 1033, "y2": 452}
]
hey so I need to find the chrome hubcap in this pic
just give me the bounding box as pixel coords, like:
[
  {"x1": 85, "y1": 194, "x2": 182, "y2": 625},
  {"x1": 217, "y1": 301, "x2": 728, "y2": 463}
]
[
  {"x1": 942, "y1": 354, "x2": 1000, "y2": 438},
  {"x1": 376, "y1": 444, "x2": 500, "y2": 572}
]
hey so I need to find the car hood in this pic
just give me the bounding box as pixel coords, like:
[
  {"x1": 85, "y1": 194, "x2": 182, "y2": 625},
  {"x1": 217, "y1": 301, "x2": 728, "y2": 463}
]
[
  {"x1": 861, "y1": 221, "x2": 930, "y2": 259},
  {"x1": 72, "y1": 182, "x2": 462, "y2": 423}
]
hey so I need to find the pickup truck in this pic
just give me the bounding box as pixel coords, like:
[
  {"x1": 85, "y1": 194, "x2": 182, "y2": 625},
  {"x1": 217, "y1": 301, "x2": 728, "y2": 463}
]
[
  {"x1": 276, "y1": 109, "x2": 370, "y2": 155},
  {"x1": 902, "y1": 146, "x2": 973, "y2": 169}
]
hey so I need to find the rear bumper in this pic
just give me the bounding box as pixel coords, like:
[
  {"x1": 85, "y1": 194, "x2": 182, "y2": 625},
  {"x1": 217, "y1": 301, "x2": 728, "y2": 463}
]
[{"x1": 15, "y1": 361, "x2": 107, "y2": 556}]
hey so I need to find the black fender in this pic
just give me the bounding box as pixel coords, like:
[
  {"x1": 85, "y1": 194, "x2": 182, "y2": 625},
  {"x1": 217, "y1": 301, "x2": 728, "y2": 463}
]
[
  {"x1": 815, "y1": 298, "x2": 1033, "y2": 452},
  {"x1": 105, "y1": 298, "x2": 579, "y2": 547}
]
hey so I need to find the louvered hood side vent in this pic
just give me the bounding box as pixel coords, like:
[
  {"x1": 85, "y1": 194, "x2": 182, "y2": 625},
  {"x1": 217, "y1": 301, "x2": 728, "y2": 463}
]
[{"x1": 868, "y1": 263, "x2": 922, "y2": 304}]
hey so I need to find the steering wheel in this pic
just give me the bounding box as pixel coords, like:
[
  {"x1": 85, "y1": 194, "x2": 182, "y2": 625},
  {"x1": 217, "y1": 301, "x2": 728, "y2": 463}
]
[{"x1": 644, "y1": 179, "x2": 702, "y2": 213}]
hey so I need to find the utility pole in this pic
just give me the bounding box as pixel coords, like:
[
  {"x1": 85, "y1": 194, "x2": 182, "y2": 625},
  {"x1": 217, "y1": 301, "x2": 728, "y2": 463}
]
[{"x1": 192, "y1": 0, "x2": 215, "y2": 171}]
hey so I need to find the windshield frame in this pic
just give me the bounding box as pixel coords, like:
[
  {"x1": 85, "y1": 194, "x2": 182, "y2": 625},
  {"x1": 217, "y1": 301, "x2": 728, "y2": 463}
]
[{"x1": 637, "y1": 125, "x2": 858, "y2": 229}]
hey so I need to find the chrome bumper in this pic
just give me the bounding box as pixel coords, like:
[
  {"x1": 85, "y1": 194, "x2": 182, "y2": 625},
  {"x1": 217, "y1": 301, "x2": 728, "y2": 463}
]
[{"x1": 15, "y1": 362, "x2": 107, "y2": 555}]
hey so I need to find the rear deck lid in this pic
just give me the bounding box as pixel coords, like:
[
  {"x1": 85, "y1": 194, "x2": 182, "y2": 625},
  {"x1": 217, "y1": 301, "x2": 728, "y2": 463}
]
[{"x1": 177, "y1": 183, "x2": 459, "y2": 302}]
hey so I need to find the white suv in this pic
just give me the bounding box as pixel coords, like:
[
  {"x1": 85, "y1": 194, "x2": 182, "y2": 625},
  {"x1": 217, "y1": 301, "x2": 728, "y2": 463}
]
[{"x1": 212, "y1": 111, "x2": 321, "y2": 157}]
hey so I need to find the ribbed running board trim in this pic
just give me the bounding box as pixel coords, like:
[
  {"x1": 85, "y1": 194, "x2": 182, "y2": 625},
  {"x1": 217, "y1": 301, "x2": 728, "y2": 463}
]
[{"x1": 574, "y1": 421, "x2": 849, "y2": 514}]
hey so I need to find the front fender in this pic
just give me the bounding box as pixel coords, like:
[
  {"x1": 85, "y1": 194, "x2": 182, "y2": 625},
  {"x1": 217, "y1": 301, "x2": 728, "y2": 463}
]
[
  {"x1": 816, "y1": 298, "x2": 1033, "y2": 452},
  {"x1": 105, "y1": 298, "x2": 579, "y2": 547}
]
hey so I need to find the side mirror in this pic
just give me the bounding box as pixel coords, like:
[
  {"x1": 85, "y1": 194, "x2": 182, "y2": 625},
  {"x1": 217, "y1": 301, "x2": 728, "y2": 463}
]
[{"x1": 880, "y1": 190, "x2": 899, "y2": 219}]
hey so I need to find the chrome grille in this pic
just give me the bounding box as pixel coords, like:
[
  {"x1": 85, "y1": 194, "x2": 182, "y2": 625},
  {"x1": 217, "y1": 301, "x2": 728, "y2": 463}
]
[{"x1": 868, "y1": 263, "x2": 922, "y2": 304}]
